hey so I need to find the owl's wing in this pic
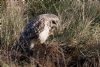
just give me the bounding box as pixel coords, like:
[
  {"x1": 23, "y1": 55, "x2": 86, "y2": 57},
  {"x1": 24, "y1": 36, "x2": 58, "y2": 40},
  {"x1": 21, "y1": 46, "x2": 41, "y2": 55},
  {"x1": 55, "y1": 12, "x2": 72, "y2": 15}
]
[
  {"x1": 20, "y1": 19, "x2": 39, "y2": 41},
  {"x1": 21, "y1": 17, "x2": 45, "y2": 40}
]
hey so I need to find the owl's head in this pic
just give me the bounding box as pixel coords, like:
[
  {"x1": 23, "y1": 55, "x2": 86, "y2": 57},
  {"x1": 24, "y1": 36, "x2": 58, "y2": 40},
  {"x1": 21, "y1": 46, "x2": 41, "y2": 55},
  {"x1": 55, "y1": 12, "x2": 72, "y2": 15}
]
[
  {"x1": 38, "y1": 14, "x2": 60, "y2": 43},
  {"x1": 39, "y1": 14, "x2": 60, "y2": 35}
]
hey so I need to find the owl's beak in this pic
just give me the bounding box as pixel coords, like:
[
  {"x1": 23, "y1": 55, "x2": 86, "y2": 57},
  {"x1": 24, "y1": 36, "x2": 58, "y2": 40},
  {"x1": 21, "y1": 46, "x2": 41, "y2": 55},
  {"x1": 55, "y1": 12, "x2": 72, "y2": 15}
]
[{"x1": 49, "y1": 31, "x2": 54, "y2": 35}]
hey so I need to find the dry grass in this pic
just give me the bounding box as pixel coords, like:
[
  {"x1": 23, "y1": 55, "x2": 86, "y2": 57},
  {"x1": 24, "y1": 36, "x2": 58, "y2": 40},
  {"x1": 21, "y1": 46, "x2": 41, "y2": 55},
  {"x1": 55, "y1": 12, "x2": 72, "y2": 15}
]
[
  {"x1": 0, "y1": 0, "x2": 100, "y2": 67},
  {"x1": 0, "y1": 43, "x2": 100, "y2": 67}
]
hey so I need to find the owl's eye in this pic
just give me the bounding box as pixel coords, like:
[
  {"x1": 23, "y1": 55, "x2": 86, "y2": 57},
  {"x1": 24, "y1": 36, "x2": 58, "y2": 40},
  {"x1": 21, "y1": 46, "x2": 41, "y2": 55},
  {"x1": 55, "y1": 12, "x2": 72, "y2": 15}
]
[{"x1": 51, "y1": 20, "x2": 56, "y2": 25}]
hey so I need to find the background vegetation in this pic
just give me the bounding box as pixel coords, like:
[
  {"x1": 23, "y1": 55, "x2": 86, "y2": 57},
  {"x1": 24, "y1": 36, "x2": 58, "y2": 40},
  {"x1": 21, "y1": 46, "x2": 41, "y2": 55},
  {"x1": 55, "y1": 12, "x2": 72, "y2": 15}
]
[{"x1": 0, "y1": 0, "x2": 100, "y2": 67}]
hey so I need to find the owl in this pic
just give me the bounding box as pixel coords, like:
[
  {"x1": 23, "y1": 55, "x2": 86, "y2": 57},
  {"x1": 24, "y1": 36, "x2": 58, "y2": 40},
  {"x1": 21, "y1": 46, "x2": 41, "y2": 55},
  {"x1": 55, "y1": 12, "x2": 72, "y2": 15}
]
[
  {"x1": 11, "y1": 14, "x2": 60, "y2": 62},
  {"x1": 24, "y1": 14, "x2": 60, "y2": 49}
]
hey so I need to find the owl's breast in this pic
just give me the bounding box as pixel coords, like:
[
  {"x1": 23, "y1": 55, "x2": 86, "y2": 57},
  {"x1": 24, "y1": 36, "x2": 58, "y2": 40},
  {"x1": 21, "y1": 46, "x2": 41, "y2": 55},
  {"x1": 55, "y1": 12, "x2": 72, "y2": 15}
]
[{"x1": 39, "y1": 25, "x2": 50, "y2": 43}]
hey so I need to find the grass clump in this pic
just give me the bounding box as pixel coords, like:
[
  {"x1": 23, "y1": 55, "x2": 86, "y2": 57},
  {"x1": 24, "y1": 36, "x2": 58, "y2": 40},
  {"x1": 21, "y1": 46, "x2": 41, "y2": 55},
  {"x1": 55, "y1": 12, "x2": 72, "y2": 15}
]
[{"x1": 0, "y1": 0, "x2": 100, "y2": 67}]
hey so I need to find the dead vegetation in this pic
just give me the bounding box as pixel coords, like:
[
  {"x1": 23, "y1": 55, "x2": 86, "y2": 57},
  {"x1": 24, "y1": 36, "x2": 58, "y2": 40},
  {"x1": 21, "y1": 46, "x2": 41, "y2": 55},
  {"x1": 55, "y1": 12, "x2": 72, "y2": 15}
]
[
  {"x1": 0, "y1": 0, "x2": 100, "y2": 67},
  {"x1": 0, "y1": 42, "x2": 100, "y2": 67}
]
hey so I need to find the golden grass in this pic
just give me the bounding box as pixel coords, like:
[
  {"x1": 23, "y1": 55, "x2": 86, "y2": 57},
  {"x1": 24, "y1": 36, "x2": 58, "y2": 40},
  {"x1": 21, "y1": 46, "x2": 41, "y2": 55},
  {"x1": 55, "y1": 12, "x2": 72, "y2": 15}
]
[{"x1": 0, "y1": 0, "x2": 100, "y2": 67}]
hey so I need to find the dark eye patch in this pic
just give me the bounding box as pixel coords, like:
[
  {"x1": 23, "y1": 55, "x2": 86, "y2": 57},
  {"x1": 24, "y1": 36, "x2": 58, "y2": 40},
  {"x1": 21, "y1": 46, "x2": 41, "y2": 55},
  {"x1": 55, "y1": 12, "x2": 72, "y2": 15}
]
[{"x1": 51, "y1": 20, "x2": 56, "y2": 24}]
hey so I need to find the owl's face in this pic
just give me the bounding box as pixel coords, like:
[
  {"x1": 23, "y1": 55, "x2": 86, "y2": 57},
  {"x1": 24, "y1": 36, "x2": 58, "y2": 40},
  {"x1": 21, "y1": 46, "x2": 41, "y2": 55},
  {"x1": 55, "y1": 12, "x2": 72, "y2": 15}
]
[
  {"x1": 49, "y1": 18, "x2": 60, "y2": 35},
  {"x1": 41, "y1": 14, "x2": 60, "y2": 35},
  {"x1": 38, "y1": 14, "x2": 60, "y2": 43}
]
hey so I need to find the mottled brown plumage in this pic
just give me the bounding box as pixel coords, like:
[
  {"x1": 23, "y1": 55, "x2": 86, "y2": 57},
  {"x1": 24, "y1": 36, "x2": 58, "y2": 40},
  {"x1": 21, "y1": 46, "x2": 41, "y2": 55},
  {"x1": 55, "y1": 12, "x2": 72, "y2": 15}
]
[{"x1": 11, "y1": 14, "x2": 60, "y2": 63}]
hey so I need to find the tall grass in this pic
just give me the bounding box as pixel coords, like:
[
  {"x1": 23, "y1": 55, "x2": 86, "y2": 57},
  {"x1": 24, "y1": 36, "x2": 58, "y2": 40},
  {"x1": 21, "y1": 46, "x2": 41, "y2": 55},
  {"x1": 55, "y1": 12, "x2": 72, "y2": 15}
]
[
  {"x1": 0, "y1": 0, "x2": 100, "y2": 67},
  {"x1": 1, "y1": 0, "x2": 26, "y2": 49}
]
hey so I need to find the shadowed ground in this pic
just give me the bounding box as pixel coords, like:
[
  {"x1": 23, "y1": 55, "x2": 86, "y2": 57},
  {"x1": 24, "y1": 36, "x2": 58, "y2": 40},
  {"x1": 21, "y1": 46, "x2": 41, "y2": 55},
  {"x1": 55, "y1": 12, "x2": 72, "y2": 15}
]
[{"x1": 0, "y1": 43, "x2": 100, "y2": 67}]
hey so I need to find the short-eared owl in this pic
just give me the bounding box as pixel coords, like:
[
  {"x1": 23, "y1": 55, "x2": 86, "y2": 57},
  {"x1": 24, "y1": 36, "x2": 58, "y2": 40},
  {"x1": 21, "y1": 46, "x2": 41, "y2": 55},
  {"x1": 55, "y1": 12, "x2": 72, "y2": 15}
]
[
  {"x1": 24, "y1": 14, "x2": 60, "y2": 49},
  {"x1": 11, "y1": 14, "x2": 60, "y2": 61}
]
